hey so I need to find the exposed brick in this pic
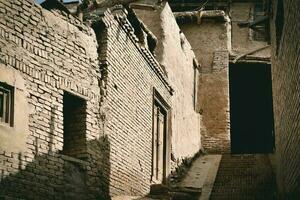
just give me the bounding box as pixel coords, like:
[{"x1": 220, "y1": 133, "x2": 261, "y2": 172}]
[
  {"x1": 0, "y1": 0, "x2": 172, "y2": 199},
  {"x1": 270, "y1": 0, "x2": 300, "y2": 198}
]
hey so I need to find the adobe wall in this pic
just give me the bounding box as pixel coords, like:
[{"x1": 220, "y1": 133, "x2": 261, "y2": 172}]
[
  {"x1": 178, "y1": 15, "x2": 231, "y2": 153},
  {"x1": 177, "y1": 2, "x2": 272, "y2": 153},
  {"x1": 133, "y1": 2, "x2": 202, "y2": 168},
  {"x1": 270, "y1": 0, "x2": 300, "y2": 198},
  {"x1": 180, "y1": 20, "x2": 228, "y2": 69}
]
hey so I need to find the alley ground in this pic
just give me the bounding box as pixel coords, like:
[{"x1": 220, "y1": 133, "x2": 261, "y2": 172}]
[
  {"x1": 210, "y1": 154, "x2": 277, "y2": 200},
  {"x1": 114, "y1": 154, "x2": 277, "y2": 200}
]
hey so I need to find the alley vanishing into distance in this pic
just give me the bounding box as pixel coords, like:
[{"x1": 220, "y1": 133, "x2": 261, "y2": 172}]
[{"x1": 0, "y1": 0, "x2": 299, "y2": 199}]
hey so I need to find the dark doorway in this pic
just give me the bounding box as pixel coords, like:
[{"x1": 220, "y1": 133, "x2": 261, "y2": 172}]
[
  {"x1": 63, "y1": 92, "x2": 87, "y2": 159},
  {"x1": 229, "y1": 63, "x2": 275, "y2": 154}
]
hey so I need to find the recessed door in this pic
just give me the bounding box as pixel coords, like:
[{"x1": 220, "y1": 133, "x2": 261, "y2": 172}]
[{"x1": 152, "y1": 103, "x2": 167, "y2": 184}]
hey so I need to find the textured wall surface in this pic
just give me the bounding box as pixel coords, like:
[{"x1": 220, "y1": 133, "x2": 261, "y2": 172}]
[
  {"x1": 178, "y1": 2, "x2": 273, "y2": 153},
  {"x1": 0, "y1": 0, "x2": 101, "y2": 198},
  {"x1": 270, "y1": 0, "x2": 300, "y2": 198},
  {"x1": 179, "y1": 18, "x2": 230, "y2": 153},
  {"x1": 230, "y1": 2, "x2": 270, "y2": 58},
  {"x1": 180, "y1": 21, "x2": 228, "y2": 69},
  {"x1": 0, "y1": 0, "x2": 171, "y2": 198},
  {"x1": 134, "y1": 2, "x2": 201, "y2": 168},
  {"x1": 159, "y1": 3, "x2": 201, "y2": 162}
]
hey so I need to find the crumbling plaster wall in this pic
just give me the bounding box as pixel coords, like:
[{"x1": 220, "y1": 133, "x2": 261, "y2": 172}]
[
  {"x1": 130, "y1": 3, "x2": 164, "y2": 62},
  {"x1": 179, "y1": 17, "x2": 231, "y2": 153},
  {"x1": 134, "y1": 2, "x2": 201, "y2": 167},
  {"x1": 270, "y1": 0, "x2": 300, "y2": 198}
]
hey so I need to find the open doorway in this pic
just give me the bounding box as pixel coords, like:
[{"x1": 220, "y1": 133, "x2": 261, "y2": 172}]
[
  {"x1": 229, "y1": 63, "x2": 275, "y2": 154},
  {"x1": 63, "y1": 92, "x2": 87, "y2": 159}
]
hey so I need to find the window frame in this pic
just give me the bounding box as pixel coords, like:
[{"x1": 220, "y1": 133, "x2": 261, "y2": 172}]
[
  {"x1": 251, "y1": 2, "x2": 268, "y2": 42},
  {"x1": 0, "y1": 82, "x2": 14, "y2": 127}
]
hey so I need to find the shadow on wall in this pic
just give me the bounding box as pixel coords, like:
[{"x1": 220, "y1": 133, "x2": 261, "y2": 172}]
[
  {"x1": 0, "y1": 107, "x2": 112, "y2": 200},
  {"x1": 0, "y1": 136, "x2": 111, "y2": 200}
]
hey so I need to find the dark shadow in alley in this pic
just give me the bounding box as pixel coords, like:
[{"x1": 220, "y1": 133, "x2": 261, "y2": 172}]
[{"x1": 229, "y1": 63, "x2": 275, "y2": 154}]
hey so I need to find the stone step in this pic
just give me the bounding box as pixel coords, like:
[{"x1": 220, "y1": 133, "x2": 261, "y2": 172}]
[
  {"x1": 170, "y1": 186, "x2": 201, "y2": 200},
  {"x1": 169, "y1": 191, "x2": 199, "y2": 200},
  {"x1": 150, "y1": 184, "x2": 169, "y2": 195},
  {"x1": 150, "y1": 184, "x2": 201, "y2": 199}
]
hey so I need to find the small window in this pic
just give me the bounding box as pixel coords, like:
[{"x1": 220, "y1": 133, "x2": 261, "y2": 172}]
[
  {"x1": 252, "y1": 3, "x2": 267, "y2": 41},
  {"x1": 0, "y1": 82, "x2": 14, "y2": 127}
]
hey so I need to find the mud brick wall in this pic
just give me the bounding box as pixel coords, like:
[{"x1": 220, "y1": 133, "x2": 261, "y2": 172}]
[
  {"x1": 270, "y1": 0, "x2": 300, "y2": 198},
  {"x1": 0, "y1": 0, "x2": 173, "y2": 199},
  {"x1": 179, "y1": 17, "x2": 231, "y2": 154},
  {"x1": 0, "y1": 0, "x2": 105, "y2": 199},
  {"x1": 96, "y1": 9, "x2": 172, "y2": 196},
  {"x1": 199, "y1": 50, "x2": 230, "y2": 154},
  {"x1": 133, "y1": 3, "x2": 202, "y2": 168}
]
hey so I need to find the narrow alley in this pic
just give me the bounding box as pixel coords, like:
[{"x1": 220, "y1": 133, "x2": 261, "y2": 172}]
[
  {"x1": 0, "y1": 0, "x2": 299, "y2": 199},
  {"x1": 113, "y1": 154, "x2": 277, "y2": 199}
]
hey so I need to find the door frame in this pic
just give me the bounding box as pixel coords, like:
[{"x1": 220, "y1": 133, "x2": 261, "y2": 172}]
[{"x1": 151, "y1": 88, "x2": 171, "y2": 185}]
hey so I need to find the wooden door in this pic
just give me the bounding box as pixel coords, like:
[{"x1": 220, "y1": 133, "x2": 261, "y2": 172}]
[{"x1": 152, "y1": 104, "x2": 166, "y2": 184}]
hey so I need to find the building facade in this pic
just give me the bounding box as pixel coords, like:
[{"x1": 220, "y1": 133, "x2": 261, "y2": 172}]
[
  {"x1": 175, "y1": 9, "x2": 231, "y2": 153},
  {"x1": 172, "y1": 0, "x2": 273, "y2": 154},
  {"x1": 1, "y1": 0, "x2": 299, "y2": 199},
  {"x1": 0, "y1": 0, "x2": 201, "y2": 199}
]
